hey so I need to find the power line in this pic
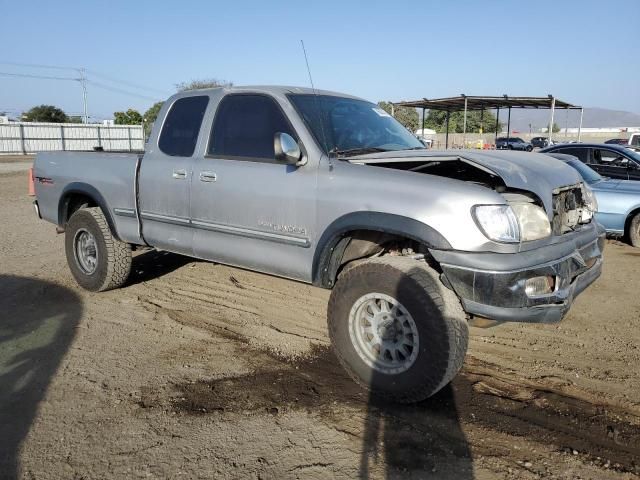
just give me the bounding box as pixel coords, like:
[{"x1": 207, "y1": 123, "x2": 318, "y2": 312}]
[
  {"x1": 0, "y1": 61, "x2": 168, "y2": 95},
  {"x1": 85, "y1": 69, "x2": 169, "y2": 95},
  {"x1": 0, "y1": 71, "x2": 79, "y2": 81},
  {"x1": 0, "y1": 61, "x2": 79, "y2": 71},
  {"x1": 0, "y1": 61, "x2": 166, "y2": 121},
  {"x1": 86, "y1": 80, "x2": 163, "y2": 102}
]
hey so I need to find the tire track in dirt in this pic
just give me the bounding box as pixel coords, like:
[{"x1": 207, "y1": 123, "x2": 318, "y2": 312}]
[{"x1": 135, "y1": 263, "x2": 330, "y2": 356}]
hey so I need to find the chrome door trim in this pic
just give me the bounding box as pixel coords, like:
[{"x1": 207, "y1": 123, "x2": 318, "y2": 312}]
[
  {"x1": 113, "y1": 207, "x2": 137, "y2": 218},
  {"x1": 191, "y1": 218, "x2": 310, "y2": 247},
  {"x1": 140, "y1": 211, "x2": 191, "y2": 226},
  {"x1": 139, "y1": 212, "x2": 310, "y2": 247}
]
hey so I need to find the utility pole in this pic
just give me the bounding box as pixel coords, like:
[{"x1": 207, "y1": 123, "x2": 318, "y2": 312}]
[
  {"x1": 548, "y1": 96, "x2": 556, "y2": 143},
  {"x1": 78, "y1": 68, "x2": 88, "y2": 124}
]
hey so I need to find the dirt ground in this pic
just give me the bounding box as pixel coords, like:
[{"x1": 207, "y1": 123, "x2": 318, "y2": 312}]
[{"x1": 1, "y1": 164, "x2": 639, "y2": 480}]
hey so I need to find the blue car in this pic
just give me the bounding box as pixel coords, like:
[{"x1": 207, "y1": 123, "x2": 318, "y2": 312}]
[{"x1": 547, "y1": 153, "x2": 640, "y2": 246}]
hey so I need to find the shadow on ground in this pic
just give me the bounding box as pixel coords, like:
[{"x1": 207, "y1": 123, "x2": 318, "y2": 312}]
[
  {"x1": 0, "y1": 275, "x2": 82, "y2": 480},
  {"x1": 126, "y1": 250, "x2": 195, "y2": 286}
]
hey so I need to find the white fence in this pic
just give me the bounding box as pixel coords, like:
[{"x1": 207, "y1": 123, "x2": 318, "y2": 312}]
[{"x1": 0, "y1": 122, "x2": 144, "y2": 154}]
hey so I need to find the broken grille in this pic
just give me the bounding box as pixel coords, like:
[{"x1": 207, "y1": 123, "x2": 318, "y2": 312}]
[{"x1": 551, "y1": 186, "x2": 587, "y2": 235}]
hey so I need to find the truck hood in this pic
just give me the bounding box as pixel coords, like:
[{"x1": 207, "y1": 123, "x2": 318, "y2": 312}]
[{"x1": 349, "y1": 149, "x2": 583, "y2": 218}]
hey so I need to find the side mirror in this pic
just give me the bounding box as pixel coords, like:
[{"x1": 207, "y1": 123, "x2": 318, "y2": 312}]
[{"x1": 274, "y1": 132, "x2": 303, "y2": 166}]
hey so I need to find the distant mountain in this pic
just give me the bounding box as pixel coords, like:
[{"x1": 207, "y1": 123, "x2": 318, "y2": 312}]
[{"x1": 498, "y1": 107, "x2": 640, "y2": 133}]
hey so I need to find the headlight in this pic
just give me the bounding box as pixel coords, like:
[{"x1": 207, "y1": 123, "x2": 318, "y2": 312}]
[
  {"x1": 472, "y1": 205, "x2": 520, "y2": 243},
  {"x1": 510, "y1": 203, "x2": 551, "y2": 241},
  {"x1": 581, "y1": 183, "x2": 598, "y2": 223},
  {"x1": 473, "y1": 203, "x2": 551, "y2": 243}
]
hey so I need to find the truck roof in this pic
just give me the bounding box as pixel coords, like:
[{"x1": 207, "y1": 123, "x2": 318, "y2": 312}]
[{"x1": 169, "y1": 85, "x2": 365, "y2": 102}]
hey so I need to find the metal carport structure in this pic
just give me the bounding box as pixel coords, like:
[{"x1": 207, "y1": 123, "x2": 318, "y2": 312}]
[{"x1": 393, "y1": 95, "x2": 583, "y2": 149}]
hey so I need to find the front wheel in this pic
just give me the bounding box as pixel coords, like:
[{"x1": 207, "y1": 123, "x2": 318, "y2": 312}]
[
  {"x1": 327, "y1": 256, "x2": 469, "y2": 403},
  {"x1": 526, "y1": 145, "x2": 533, "y2": 152},
  {"x1": 65, "y1": 207, "x2": 132, "y2": 291}
]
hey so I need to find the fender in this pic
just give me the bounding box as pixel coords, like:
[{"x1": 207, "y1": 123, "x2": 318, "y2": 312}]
[
  {"x1": 58, "y1": 182, "x2": 121, "y2": 241},
  {"x1": 312, "y1": 211, "x2": 452, "y2": 288}
]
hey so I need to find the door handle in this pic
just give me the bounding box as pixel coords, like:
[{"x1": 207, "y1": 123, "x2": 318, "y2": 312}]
[
  {"x1": 199, "y1": 171, "x2": 217, "y2": 182},
  {"x1": 172, "y1": 169, "x2": 187, "y2": 179}
]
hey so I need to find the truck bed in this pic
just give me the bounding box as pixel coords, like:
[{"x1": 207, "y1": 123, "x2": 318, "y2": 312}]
[{"x1": 33, "y1": 151, "x2": 142, "y2": 244}]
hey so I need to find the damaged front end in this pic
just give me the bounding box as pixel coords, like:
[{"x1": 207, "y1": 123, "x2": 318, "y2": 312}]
[{"x1": 350, "y1": 150, "x2": 605, "y2": 324}]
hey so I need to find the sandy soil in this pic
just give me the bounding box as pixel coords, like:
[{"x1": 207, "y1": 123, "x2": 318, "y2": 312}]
[{"x1": 1, "y1": 167, "x2": 639, "y2": 480}]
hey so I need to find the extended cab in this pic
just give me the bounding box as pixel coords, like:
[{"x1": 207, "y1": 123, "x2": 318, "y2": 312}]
[{"x1": 33, "y1": 86, "x2": 605, "y2": 403}]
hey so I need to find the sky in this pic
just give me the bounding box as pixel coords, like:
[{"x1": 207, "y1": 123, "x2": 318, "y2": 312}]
[{"x1": 1, "y1": 0, "x2": 639, "y2": 121}]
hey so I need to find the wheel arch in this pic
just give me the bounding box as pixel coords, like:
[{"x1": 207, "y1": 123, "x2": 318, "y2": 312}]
[
  {"x1": 58, "y1": 182, "x2": 121, "y2": 241},
  {"x1": 624, "y1": 205, "x2": 640, "y2": 236},
  {"x1": 312, "y1": 211, "x2": 451, "y2": 289}
]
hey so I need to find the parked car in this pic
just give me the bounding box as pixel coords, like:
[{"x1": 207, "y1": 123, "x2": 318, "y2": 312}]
[
  {"x1": 531, "y1": 136, "x2": 551, "y2": 148},
  {"x1": 604, "y1": 133, "x2": 640, "y2": 147},
  {"x1": 495, "y1": 137, "x2": 533, "y2": 151},
  {"x1": 32, "y1": 86, "x2": 604, "y2": 403},
  {"x1": 540, "y1": 143, "x2": 640, "y2": 181},
  {"x1": 545, "y1": 153, "x2": 640, "y2": 246}
]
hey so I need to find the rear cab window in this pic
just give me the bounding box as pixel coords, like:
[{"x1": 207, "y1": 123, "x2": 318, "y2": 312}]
[{"x1": 159, "y1": 95, "x2": 209, "y2": 157}]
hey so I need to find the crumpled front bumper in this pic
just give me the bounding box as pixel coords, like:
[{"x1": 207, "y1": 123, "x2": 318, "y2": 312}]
[{"x1": 431, "y1": 223, "x2": 606, "y2": 324}]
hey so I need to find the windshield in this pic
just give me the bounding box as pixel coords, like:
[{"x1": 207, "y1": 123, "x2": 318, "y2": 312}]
[
  {"x1": 625, "y1": 148, "x2": 640, "y2": 163},
  {"x1": 566, "y1": 159, "x2": 603, "y2": 184},
  {"x1": 288, "y1": 94, "x2": 424, "y2": 155}
]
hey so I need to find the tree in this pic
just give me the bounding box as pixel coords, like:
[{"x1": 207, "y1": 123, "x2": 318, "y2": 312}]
[
  {"x1": 175, "y1": 78, "x2": 233, "y2": 91},
  {"x1": 423, "y1": 110, "x2": 502, "y2": 134},
  {"x1": 552, "y1": 122, "x2": 560, "y2": 133},
  {"x1": 143, "y1": 101, "x2": 164, "y2": 137},
  {"x1": 22, "y1": 105, "x2": 68, "y2": 123},
  {"x1": 377, "y1": 101, "x2": 419, "y2": 132},
  {"x1": 67, "y1": 116, "x2": 83, "y2": 124},
  {"x1": 113, "y1": 108, "x2": 143, "y2": 125}
]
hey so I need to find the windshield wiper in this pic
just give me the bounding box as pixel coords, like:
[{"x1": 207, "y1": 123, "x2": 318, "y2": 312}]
[{"x1": 331, "y1": 147, "x2": 389, "y2": 157}]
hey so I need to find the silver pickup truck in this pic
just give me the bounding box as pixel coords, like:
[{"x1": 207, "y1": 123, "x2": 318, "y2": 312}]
[{"x1": 33, "y1": 86, "x2": 605, "y2": 403}]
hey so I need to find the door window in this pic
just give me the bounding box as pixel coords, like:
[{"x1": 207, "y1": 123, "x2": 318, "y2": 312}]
[
  {"x1": 556, "y1": 147, "x2": 589, "y2": 163},
  {"x1": 208, "y1": 94, "x2": 297, "y2": 161},
  {"x1": 593, "y1": 149, "x2": 629, "y2": 167},
  {"x1": 158, "y1": 96, "x2": 209, "y2": 157}
]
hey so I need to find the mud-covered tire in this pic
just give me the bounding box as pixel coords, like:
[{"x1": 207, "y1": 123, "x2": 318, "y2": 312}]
[
  {"x1": 65, "y1": 207, "x2": 131, "y2": 292},
  {"x1": 629, "y1": 213, "x2": 640, "y2": 247},
  {"x1": 327, "y1": 256, "x2": 469, "y2": 403}
]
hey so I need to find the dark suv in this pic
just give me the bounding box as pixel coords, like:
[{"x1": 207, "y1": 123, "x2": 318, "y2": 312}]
[
  {"x1": 531, "y1": 136, "x2": 550, "y2": 148},
  {"x1": 540, "y1": 143, "x2": 640, "y2": 180},
  {"x1": 495, "y1": 137, "x2": 533, "y2": 151}
]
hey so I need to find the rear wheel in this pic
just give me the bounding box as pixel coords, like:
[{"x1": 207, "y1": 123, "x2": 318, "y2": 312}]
[
  {"x1": 629, "y1": 213, "x2": 640, "y2": 247},
  {"x1": 65, "y1": 207, "x2": 132, "y2": 291},
  {"x1": 327, "y1": 256, "x2": 469, "y2": 403}
]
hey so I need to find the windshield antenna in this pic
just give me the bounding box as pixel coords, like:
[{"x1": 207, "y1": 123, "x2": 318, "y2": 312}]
[
  {"x1": 301, "y1": 40, "x2": 316, "y2": 93},
  {"x1": 300, "y1": 40, "x2": 332, "y2": 163}
]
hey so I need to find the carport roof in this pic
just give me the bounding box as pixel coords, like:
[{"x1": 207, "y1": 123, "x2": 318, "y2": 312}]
[{"x1": 394, "y1": 95, "x2": 581, "y2": 111}]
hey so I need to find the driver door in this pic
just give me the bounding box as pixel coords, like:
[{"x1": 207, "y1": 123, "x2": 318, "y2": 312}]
[{"x1": 190, "y1": 93, "x2": 317, "y2": 281}]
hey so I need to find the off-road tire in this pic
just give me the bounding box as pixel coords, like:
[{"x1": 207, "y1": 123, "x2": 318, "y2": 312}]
[
  {"x1": 327, "y1": 256, "x2": 469, "y2": 403},
  {"x1": 65, "y1": 207, "x2": 132, "y2": 292},
  {"x1": 629, "y1": 213, "x2": 640, "y2": 247}
]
